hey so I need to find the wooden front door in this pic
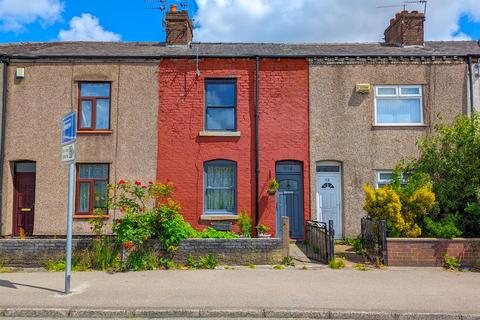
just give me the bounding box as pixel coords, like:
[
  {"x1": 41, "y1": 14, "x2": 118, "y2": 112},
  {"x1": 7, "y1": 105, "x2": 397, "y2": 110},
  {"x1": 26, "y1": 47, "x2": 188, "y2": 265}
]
[{"x1": 13, "y1": 162, "x2": 36, "y2": 236}]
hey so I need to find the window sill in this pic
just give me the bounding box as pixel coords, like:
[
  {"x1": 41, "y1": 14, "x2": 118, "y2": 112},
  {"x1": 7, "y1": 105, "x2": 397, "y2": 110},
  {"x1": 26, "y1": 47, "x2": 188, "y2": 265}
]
[
  {"x1": 372, "y1": 124, "x2": 428, "y2": 129},
  {"x1": 77, "y1": 130, "x2": 113, "y2": 135},
  {"x1": 200, "y1": 214, "x2": 239, "y2": 221},
  {"x1": 198, "y1": 131, "x2": 241, "y2": 137},
  {"x1": 74, "y1": 214, "x2": 110, "y2": 219}
]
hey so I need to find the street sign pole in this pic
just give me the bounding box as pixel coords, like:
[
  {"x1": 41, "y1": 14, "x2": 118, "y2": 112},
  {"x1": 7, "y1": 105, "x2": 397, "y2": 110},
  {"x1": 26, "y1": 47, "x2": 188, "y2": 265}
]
[
  {"x1": 65, "y1": 162, "x2": 74, "y2": 294},
  {"x1": 61, "y1": 112, "x2": 76, "y2": 295}
]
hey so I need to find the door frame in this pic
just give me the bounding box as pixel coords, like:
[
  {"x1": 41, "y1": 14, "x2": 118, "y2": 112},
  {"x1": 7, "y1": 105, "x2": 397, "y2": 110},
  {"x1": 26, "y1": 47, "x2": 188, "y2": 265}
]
[
  {"x1": 275, "y1": 160, "x2": 304, "y2": 239},
  {"x1": 12, "y1": 161, "x2": 37, "y2": 236},
  {"x1": 316, "y1": 161, "x2": 343, "y2": 239}
]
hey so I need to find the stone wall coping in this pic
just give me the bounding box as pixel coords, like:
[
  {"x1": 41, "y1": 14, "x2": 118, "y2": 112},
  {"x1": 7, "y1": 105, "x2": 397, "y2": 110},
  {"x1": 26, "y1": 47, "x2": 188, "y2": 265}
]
[{"x1": 387, "y1": 237, "x2": 480, "y2": 242}]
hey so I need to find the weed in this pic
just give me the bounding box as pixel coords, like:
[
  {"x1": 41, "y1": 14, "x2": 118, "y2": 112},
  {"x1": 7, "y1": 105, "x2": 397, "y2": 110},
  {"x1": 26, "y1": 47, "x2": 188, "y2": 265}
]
[
  {"x1": 354, "y1": 263, "x2": 370, "y2": 271},
  {"x1": 301, "y1": 264, "x2": 308, "y2": 270},
  {"x1": 282, "y1": 256, "x2": 295, "y2": 267},
  {"x1": 273, "y1": 265, "x2": 284, "y2": 270},
  {"x1": 125, "y1": 249, "x2": 158, "y2": 271},
  {"x1": 158, "y1": 258, "x2": 176, "y2": 270},
  {"x1": 187, "y1": 254, "x2": 218, "y2": 270},
  {"x1": 328, "y1": 256, "x2": 345, "y2": 270},
  {"x1": 0, "y1": 259, "x2": 13, "y2": 273},
  {"x1": 224, "y1": 265, "x2": 235, "y2": 270},
  {"x1": 247, "y1": 264, "x2": 256, "y2": 269},
  {"x1": 443, "y1": 254, "x2": 460, "y2": 271}
]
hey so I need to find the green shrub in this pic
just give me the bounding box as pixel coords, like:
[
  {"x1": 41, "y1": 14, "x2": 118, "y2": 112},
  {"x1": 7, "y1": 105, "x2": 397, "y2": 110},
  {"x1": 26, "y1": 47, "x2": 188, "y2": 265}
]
[
  {"x1": 424, "y1": 215, "x2": 462, "y2": 239},
  {"x1": 282, "y1": 256, "x2": 295, "y2": 267},
  {"x1": 44, "y1": 251, "x2": 91, "y2": 272},
  {"x1": 158, "y1": 258, "x2": 176, "y2": 270},
  {"x1": 443, "y1": 254, "x2": 460, "y2": 271},
  {"x1": 186, "y1": 254, "x2": 218, "y2": 269},
  {"x1": 256, "y1": 224, "x2": 269, "y2": 234},
  {"x1": 328, "y1": 257, "x2": 345, "y2": 269},
  {"x1": 89, "y1": 237, "x2": 120, "y2": 271},
  {"x1": 195, "y1": 227, "x2": 238, "y2": 239},
  {"x1": 125, "y1": 249, "x2": 158, "y2": 271},
  {"x1": 237, "y1": 211, "x2": 252, "y2": 237},
  {"x1": 405, "y1": 114, "x2": 480, "y2": 237}
]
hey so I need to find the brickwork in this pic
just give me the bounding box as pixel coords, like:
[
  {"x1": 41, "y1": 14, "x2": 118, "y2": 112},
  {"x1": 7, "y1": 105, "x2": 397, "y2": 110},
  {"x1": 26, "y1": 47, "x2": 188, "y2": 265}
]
[
  {"x1": 0, "y1": 237, "x2": 285, "y2": 267},
  {"x1": 0, "y1": 238, "x2": 91, "y2": 267},
  {"x1": 387, "y1": 238, "x2": 480, "y2": 267},
  {"x1": 384, "y1": 11, "x2": 425, "y2": 47},
  {"x1": 157, "y1": 59, "x2": 309, "y2": 236}
]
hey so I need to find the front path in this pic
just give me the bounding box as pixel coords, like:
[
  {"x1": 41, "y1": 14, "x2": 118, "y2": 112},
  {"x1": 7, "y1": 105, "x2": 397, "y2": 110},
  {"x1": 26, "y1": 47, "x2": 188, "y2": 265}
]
[{"x1": 0, "y1": 268, "x2": 479, "y2": 314}]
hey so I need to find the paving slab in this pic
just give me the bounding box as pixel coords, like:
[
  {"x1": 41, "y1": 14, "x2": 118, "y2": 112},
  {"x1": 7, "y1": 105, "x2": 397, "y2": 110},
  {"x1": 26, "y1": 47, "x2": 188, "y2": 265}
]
[{"x1": 0, "y1": 268, "x2": 479, "y2": 317}]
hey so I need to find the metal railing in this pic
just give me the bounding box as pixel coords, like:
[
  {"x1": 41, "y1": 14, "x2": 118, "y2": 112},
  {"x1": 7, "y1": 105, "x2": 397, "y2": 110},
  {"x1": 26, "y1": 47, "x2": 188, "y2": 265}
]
[
  {"x1": 360, "y1": 217, "x2": 388, "y2": 265},
  {"x1": 305, "y1": 220, "x2": 334, "y2": 263}
]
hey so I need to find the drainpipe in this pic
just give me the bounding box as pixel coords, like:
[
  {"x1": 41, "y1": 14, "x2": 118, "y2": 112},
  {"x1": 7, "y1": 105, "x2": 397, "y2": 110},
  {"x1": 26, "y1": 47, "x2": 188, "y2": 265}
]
[
  {"x1": 255, "y1": 57, "x2": 260, "y2": 228},
  {"x1": 0, "y1": 55, "x2": 9, "y2": 236},
  {"x1": 467, "y1": 55, "x2": 475, "y2": 115}
]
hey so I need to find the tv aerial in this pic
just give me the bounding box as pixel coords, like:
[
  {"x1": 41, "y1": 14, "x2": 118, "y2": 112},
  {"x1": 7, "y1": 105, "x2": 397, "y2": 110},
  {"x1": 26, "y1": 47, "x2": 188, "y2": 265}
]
[
  {"x1": 376, "y1": 0, "x2": 428, "y2": 17},
  {"x1": 145, "y1": 0, "x2": 190, "y2": 31}
]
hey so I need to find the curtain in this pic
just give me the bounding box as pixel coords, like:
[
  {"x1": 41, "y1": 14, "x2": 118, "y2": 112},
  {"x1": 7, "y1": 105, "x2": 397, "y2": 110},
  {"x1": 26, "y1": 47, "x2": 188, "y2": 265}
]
[
  {"x1": 206, "y1": 165, "x2": 234, "y2": 212},
  {"x1": 377, "y1": 98, "x2": 421, "y2": 124}
]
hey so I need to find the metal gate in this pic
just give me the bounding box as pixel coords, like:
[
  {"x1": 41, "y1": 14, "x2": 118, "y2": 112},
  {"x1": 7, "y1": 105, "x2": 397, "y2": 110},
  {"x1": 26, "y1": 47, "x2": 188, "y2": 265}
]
[
  {"x1": 360, "y1": 217, "x2": 388, "y2": 265},
  {"x1": 305, "y1": 220, "x2": 334, "y2": 263}
]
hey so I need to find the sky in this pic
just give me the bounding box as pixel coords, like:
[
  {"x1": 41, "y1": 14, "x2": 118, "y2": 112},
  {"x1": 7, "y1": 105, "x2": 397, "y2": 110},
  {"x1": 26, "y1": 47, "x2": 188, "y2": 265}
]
[{"x1": 0, "y1": 0, "x2": 479, "y2": 44}]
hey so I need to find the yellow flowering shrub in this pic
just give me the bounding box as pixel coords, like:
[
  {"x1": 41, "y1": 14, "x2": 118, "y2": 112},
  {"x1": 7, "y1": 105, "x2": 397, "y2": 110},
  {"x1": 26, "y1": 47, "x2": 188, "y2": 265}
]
[{"x1": 363, "y1": 183, "x2": 435, "y2": 237}]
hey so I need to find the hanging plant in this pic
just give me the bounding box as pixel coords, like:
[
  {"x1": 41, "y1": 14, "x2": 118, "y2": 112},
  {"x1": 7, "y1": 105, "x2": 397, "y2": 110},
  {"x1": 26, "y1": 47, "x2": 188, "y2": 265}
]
[{"x1": 267, "y1": 178, "x2": 279, "y2": 196}]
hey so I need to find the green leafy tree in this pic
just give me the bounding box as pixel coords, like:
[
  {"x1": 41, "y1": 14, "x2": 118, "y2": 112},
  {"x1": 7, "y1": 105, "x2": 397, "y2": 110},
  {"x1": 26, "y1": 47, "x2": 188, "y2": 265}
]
[{"x1": 406, "y1": 114, "x2": 480, "y2": 237}]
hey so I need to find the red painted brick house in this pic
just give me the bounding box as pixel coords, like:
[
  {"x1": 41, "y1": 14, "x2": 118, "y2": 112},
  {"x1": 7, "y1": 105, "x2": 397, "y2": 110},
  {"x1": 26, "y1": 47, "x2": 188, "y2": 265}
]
[{"x1": 158, "y1": 54, "x2": 310, "y2": 238}]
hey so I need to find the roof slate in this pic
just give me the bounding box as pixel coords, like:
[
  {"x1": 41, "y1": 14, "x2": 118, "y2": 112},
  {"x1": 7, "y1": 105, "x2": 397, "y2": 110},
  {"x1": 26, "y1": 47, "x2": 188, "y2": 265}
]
[{"x1": 0, "y1": 41, "x2": 479, "y2": 59}]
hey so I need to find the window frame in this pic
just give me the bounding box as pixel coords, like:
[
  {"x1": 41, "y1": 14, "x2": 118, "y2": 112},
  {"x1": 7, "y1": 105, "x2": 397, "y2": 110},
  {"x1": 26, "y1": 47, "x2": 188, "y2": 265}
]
[
  {"x1": 204, "y1": 79, "x2": 237, "y2": 132},
  {"x1": 75, "y1": 163, "x2": 109, "y2": 216},
  {"x1": 374, "y1": 85, "x2": 424, "y2": 126},
  {"x1": 203, "y1": 159, "x2": 237, "y2": 215},
  {"x1": 375, "y1": 170, "x2": 407, "y2": 188},
  {"x1": 77, "y1": 81, "x2": 112, "y2": 131}
]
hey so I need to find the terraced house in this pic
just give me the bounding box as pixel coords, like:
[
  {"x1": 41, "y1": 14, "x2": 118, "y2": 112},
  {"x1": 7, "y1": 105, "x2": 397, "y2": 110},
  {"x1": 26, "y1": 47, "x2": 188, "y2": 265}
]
[{"x1": 0, "y1": 8, "x2": 479, "y2": 239}]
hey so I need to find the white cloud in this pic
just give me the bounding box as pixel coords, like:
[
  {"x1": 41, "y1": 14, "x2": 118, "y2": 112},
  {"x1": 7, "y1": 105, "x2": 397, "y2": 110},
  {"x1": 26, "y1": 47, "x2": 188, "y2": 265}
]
[
  {"x1": 58, "y1": 13, "x2": 121, "y2": 41},
  {"x1": 194, "y1": 0, "x2": 480, "y2": 43},
  {"x1": 0, "y1": 0, "x2": 63, "y2": 32}
]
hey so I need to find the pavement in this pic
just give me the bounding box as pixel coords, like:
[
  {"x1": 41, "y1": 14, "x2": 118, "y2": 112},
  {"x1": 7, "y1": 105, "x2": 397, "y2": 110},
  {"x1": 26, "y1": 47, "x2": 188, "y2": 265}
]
[{"x1": 0, "y1": 267, "x2": 480, "y2": 319}]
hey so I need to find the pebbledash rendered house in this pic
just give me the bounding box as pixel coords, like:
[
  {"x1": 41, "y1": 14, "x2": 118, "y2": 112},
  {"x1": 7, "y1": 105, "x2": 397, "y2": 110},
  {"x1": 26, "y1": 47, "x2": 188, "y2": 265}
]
[{"x1": 0, "y1": 7, "x2": 479, "y2": 239}]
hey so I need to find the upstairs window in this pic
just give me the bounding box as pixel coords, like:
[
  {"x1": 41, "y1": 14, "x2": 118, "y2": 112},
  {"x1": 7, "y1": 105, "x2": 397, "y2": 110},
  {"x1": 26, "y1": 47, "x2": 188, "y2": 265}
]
[
  {"x1": 205, "y1": 79, "x2": 236, "y2": 131},
  {"x1": 76, "y1": 164, "x2": 109, "y2": 215},
  {"x1": 204, "y1": 160, "x2": 237, "y2": 214},
  {"x1": 375, "y1": 85, "x2": 423, "y2": 125},
  {"x1": 78, "y1": 82, "x2": 111, "y2": 131}
]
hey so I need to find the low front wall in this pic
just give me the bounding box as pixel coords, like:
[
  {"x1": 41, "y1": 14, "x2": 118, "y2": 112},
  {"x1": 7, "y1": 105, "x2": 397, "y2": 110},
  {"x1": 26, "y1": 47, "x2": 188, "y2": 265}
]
[
  {"x1": 0, "y1": 238, "x2": 92, "y2": 267},
  {"x1": 0, "y1": 237, "x2": 286, "y2": 267},
  {"x1": 387, "y1": 238, "x2": 480, "y2": 267}
]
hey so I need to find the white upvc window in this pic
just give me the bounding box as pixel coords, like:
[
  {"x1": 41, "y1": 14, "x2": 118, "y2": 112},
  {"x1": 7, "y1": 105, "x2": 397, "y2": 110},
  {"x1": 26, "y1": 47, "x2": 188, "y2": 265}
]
[
  {"x1": 376, "y1": 170, "x2": 407, "y2": 188},
  {"x1": 374, "y1": 85, "x2": 423, "y2": 126}
]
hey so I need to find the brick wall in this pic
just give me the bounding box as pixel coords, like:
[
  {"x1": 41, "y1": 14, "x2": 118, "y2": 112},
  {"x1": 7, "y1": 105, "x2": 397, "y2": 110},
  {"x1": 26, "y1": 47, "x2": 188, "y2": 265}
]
[
  {"x1": 0, "y1": 238, "x2": 92, "y2": 267},
  {"x1": 157, "y1": 58, "x2": 309, "y2": 237},
  {"x1": 387, "y1": 238, "x2": 480, "y2": 267},
  {"x1": 0, "y1": 237, "x2": 286, "y2": 267}
]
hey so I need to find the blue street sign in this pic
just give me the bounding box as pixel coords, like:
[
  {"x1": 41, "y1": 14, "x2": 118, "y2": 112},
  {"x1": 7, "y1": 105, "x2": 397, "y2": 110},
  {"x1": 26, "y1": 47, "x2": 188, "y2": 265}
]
[{"x1": 61, "y1": 112, "x2": 76, "y2": 145}]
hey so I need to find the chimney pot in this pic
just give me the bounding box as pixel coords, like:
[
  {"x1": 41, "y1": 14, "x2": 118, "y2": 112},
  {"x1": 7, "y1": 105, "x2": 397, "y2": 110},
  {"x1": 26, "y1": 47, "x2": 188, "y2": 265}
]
[
  {"x1": 384, "y1": 10, "x2": 425, "y2": 47},
  {"x1": 170, "y1": 4, "x2": 177, "y2": 12}
]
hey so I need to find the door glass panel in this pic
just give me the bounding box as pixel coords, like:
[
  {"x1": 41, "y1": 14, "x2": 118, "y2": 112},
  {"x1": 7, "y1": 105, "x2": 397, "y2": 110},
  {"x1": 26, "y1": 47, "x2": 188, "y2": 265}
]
[
  {"x1": 321, "y1": 182, "x2": 335, "y2": 189},
  {"x1": 316, "y1": 165, "x2": 339, "y2": 172},
  {"x1": 80, "y1": 100, "x2": 92, "y2": 128},
  {"x1": 279, "y1": 179, "x2": 298, "y2": 191},
  {"x1": 276, "y1": 163, "x2": 302, "y2": 173},
  {"x1": 96, "y1": 99, "x2": 110, "y2": 129},
  {"x1": 78, "y1": 182, "x2": 90, "y2": 212},
  {"x1": 15, "y1": 162, "x2": 36, "y2": 173}
]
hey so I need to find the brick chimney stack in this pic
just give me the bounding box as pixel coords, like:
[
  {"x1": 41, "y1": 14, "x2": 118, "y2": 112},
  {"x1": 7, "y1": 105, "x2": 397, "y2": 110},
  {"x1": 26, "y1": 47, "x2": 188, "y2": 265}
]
[
  {"x1": 165, "y1": 4, "x2": 193, "y2": 46},
  {"x1": 384, "y1": 10, "x2": 425, "y2": 47}
]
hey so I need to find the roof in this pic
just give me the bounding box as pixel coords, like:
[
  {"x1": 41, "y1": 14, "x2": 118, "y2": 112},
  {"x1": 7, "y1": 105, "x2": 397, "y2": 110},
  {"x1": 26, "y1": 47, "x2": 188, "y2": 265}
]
[{"x1": 0, "y1": 41, "x2": 479, "y2": 59}]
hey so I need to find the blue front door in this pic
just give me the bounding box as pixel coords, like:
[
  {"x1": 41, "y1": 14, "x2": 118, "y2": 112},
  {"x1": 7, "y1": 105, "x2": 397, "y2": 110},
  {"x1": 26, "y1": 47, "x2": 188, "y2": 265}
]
[{"x1": 275, "y1": 161, "x2": 304, "y2": 239}]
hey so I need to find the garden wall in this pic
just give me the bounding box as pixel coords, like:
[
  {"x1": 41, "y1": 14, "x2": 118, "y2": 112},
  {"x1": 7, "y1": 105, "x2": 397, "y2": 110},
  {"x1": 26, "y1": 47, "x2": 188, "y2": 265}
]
[
  {"x1": 0, "y1": 237, "x2": 287, "y2": 267},
  {"x1": 387, "y1": 238, "x2": 480, "y2": 267},
  {"x1": 0, "y1": 238, "x2": 92, "y2": 267}
]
